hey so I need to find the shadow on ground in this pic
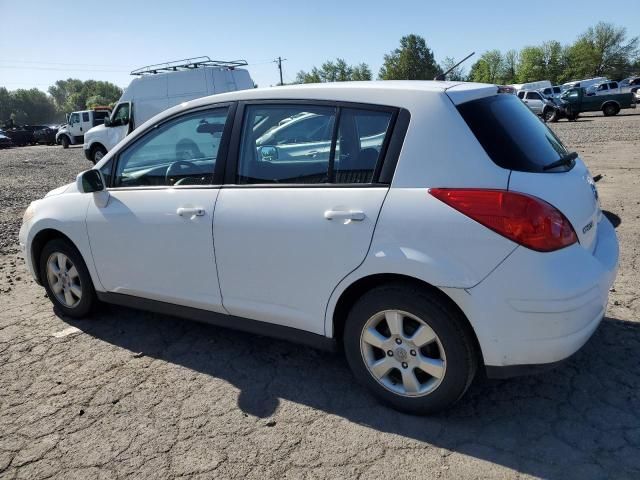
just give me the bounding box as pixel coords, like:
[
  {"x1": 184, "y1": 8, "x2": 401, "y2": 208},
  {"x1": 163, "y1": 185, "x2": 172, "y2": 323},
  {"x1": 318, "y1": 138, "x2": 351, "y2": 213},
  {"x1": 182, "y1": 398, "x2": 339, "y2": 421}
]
[{"x1": 64, "y1": 307, "x2": 640, "y2": 479}]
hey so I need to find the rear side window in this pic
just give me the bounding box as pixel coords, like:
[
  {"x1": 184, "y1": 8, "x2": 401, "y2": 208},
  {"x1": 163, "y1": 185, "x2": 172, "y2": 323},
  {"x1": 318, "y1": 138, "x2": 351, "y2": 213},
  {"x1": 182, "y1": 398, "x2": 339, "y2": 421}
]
[
  {"x1": 82, "y1": 112, "x2": 90, "y2": 122},
  {"x1": 457, "y1": 94, "x2": 569, "y2": 173},
  {"x1": 237, "y1": 104, "x2": 393, "y2": 185}
]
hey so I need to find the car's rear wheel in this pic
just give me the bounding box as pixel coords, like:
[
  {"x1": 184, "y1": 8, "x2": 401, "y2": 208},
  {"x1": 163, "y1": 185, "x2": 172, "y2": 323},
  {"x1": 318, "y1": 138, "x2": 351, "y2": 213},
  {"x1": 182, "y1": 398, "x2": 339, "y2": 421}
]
[
  {"x1": 603, "y1": 103, "x2": 619, "y2": 116},
  {"x1": 39, "y1": 238, "x2": 96, "y2": 317},
  {"x1": 543, "y1": 107, "x2": 557, "y2": 123},
  {"x1": 343, "y1": 283, "x2": 477, "y2": 414}
]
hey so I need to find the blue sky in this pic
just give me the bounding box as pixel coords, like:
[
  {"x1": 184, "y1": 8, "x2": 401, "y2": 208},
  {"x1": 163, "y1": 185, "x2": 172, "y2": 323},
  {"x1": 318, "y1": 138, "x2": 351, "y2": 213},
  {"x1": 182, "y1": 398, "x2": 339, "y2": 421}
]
[{"x1": 1, "y1": 0, "x2": 637, "y2": 92}]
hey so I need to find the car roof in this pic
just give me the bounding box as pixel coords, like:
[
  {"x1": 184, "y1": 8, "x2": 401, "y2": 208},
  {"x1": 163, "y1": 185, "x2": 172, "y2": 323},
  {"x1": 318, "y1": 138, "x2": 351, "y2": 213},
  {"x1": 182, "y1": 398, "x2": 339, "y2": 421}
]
[{"x1": 144, "y1": 80, "x2": 497, "y2": 129}]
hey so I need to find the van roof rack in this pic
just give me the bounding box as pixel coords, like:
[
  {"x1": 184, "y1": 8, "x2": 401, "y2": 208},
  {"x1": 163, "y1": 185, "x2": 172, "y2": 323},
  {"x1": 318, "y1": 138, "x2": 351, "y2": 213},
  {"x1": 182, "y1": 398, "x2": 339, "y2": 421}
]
[{"x1": 130, "y1": 56, "x2": 248, "y2": 76}]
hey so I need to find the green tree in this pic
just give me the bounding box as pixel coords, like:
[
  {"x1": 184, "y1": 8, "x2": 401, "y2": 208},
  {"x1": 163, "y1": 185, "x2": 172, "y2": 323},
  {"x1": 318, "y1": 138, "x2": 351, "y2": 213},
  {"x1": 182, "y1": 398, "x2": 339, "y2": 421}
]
[
  {"x1": 501, "y1": 50, "x2": 519, "y2": 84},
  {"x1": 467, "y1": 50, "x2": 504, "y2": 83},
  {"x1": 440, "y1": 57, "x2": 466, "y2": 81},
  {"x1": 565, "y1": 22, "x2": 638, "y2": 80},
  {"x1": 0, "y1": 88, "x2": 58, "y2": 124},
  {"x1": 516, "y1": 46, "x2": 546, "y2": 83},
  {"x1": 379, "y1": 34, "x2": 442, "y2": 80},
  {"x1": 48, "y1": 78, "x2": 122, "y2": 113},
  {"x1": 295, "y1": 58, "x2": 372, "y2": 83}
]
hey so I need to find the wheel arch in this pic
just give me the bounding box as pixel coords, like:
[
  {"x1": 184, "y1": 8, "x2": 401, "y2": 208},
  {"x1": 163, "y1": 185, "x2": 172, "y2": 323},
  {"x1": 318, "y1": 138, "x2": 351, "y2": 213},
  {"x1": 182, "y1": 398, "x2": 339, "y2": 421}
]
[
  {"x1": 601, "y1": 100, "x2": 620, "y2": 111},
  {"x1": 30, "y1": 228, "x2": 80, "y2": 284},
  {"x1": 329, "y1": 273, "x2": 484, "y2": 365}
]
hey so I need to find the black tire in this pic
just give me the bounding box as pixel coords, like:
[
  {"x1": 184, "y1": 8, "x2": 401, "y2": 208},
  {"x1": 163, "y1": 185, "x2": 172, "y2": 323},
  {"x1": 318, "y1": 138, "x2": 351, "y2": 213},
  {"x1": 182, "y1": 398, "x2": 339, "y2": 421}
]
[
  {"x1": 39, "y1": 238, "x2": 96, "y2": 318},
  {"x1": 542, "y1": 107, "x2": 557, "y2": 123},
  {"x1": 602, "y1": 103, "x2": 619, "y2": 116},
  {"x1": 343, "y1": 283, "x2": 477, "y2": 415},
  {"x1": 60, "y1": 136, "x2": 69, "y2": 149},
  {"x1": 91, "y1": 145, "x2": 107, "y2": 164}
]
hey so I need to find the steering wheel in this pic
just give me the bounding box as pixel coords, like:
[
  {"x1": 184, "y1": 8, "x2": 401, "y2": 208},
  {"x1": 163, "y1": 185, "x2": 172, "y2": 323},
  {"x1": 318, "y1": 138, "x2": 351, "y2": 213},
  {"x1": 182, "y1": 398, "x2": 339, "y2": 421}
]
[{"x1": 165, "y1": 160, "x2": 197, "y2": 185}]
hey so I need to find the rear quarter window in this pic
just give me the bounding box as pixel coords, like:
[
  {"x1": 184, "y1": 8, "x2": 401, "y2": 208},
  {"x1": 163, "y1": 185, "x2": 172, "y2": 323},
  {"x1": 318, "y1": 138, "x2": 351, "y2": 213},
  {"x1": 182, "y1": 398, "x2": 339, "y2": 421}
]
[{"x1": 456, "y1": 94, "x2": 569, "y2": 173}]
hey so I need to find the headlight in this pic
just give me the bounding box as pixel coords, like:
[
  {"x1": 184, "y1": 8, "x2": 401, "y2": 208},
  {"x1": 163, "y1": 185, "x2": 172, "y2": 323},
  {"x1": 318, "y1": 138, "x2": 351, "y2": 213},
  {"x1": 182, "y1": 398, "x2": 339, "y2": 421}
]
[{"x1": 22, "y1": 203, "x2": 37, "y2": 223}]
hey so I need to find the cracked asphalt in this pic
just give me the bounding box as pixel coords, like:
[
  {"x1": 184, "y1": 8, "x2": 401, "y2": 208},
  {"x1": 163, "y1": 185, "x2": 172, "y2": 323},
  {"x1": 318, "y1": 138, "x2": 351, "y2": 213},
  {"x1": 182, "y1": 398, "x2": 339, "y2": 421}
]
[{"x1": 1, "y1": 112, "x2": 640, "y2": 479}]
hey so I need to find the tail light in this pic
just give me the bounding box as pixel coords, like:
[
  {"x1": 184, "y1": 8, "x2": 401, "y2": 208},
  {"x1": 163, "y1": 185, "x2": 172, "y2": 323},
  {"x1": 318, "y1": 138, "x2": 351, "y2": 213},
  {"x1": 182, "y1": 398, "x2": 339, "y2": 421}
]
[{"x1": 429, "y1": 188, "x2": 578, "y2": 252}]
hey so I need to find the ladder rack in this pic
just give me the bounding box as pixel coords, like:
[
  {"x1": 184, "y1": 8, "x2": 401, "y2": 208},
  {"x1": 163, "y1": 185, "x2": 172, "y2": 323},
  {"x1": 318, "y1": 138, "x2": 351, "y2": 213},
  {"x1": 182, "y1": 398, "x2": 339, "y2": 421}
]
[{"x1": 130, "y1": 56, "x2": 248, "y2": 76}]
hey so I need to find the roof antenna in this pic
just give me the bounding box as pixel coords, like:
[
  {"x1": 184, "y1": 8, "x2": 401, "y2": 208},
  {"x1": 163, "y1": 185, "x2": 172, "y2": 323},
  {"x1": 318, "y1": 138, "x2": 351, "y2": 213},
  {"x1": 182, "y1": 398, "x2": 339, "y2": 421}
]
[{"x1": 434, "y1": 52, "x2": 475, "y2": 81}]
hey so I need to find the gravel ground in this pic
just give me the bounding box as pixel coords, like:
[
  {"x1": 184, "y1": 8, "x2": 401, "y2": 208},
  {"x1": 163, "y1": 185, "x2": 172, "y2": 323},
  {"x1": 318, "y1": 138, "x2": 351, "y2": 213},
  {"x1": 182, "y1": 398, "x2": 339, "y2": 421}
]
[{"x1": 1, "y1": 111, "x2": 639, "y2": 479}]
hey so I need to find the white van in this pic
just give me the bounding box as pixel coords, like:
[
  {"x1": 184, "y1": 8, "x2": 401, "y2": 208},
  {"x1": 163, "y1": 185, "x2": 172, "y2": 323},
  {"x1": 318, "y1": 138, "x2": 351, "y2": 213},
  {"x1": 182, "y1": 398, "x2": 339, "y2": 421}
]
[
  {"x1": 83, "y1": 57, "x2": 254, "y2": 163},
  {"x1": 511, "y1": 80, "x2": 552, "y2": 93},
  {"x1": 561, "y1": 77, "x2": 608, "y2": 91}
]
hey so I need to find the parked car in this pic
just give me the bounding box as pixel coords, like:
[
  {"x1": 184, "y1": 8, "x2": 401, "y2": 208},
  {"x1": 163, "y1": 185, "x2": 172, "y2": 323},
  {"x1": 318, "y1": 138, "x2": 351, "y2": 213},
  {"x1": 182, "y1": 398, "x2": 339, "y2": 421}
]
[
  {"x1": 562, "y1": 77, "x2": 609, "y2": 91},
  {"x1": 3, "y1": 127, "x2": 33, "y2": 146},
  {"x1": 83, "y1": 56, "x2": 254, "y2": 163},
  {"x1": 560, "y1": 87, "x2": 636, "y2": 119},
  {"x1": 0, "y1": 129, "x2": 14, "y2": 148},
  {"x1": 56, "y1": 109, "x2": 111, "y2": 150},
  {"x1": 19, "y1": 81, "x2": 619, "y2": 414},
  {"x1": 540, "y1": 85, "x2": 563, "y2": 98},
  {"x1": 586, "y1": 81, "x2": 621, "y2": 96},
  {"x1": 516, "y1": 89, "x2": 560, "y2": 121},
  {"x1": 33, "y1": 125, "x2": 59, "y2": 145}
]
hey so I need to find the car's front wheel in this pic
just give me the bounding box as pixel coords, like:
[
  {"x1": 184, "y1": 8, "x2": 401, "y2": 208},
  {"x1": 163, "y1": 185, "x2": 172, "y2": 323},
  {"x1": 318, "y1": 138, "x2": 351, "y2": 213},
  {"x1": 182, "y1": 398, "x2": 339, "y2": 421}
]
[
  {"x1": 343, "y1": 283, "x2": 477, "y2": 414},
  {"x1": 39, "y1": 238, "x2": 96, "y2": 317}
]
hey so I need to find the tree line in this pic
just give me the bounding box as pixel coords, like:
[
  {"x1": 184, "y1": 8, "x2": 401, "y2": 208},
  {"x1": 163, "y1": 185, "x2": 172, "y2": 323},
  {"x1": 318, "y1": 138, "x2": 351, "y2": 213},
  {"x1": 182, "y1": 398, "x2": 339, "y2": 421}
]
[
  {"x1": 1, "y1": 79, "x2": 122, "y2": 126},
  {"x1": 295, "y1": 22, "x2": 638, "y2": 85}
]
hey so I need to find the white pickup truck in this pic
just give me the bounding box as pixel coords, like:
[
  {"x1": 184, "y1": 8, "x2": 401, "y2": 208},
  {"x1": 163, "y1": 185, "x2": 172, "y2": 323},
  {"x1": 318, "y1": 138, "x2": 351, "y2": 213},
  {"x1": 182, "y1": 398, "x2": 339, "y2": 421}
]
[
  {"x1": 83, "y1": 57, "x2": 254, "y2": 163},
  {"x1": 56, "y1": 108, "x2": 111, "y2": 148}
]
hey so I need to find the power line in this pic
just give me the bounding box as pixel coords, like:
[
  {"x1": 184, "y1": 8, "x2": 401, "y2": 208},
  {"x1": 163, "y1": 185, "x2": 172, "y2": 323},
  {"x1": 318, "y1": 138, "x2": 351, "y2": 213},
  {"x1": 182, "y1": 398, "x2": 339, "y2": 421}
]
[
  {"x1": 0, "y1": 65, "x2": 130, "y2": 73},
  {"x1": 0, "y1": 59, "x2": 135, "y2": 68}
]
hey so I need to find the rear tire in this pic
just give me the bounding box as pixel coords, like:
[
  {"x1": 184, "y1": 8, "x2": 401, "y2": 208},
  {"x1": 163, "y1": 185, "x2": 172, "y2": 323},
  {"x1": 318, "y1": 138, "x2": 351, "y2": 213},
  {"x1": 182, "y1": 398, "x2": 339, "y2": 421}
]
[
  {"x1": 602, "y1": 103, "x2": 619, "y2": 116},
  {"x1": 60, "y1": 136, "x2": 69, "y2": 149},
  {"x1": 39, "y1": 238, "x2": 96, "y2": 318},
  {"x1": 343, "y1": 283, "x2": 477, "y2": 415}
]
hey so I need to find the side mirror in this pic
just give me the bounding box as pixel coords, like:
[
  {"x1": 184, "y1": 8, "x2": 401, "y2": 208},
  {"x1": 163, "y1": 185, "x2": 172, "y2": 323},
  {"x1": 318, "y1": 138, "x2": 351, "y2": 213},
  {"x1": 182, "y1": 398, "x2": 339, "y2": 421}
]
[
  {"x1": 78, "y1": 169, "x2": 105, "y2": 193},
  {"x1": 258, "y1": 145, "x2": 278, "y2": 162},
  {"x1": 103, "y1": 117, "x2": 111, "y2": 127}
]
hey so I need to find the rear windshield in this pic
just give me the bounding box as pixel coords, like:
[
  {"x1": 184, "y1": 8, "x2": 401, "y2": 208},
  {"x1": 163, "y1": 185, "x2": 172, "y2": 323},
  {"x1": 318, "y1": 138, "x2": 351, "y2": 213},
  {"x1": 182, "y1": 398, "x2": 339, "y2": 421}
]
[
  {"x1": 456, "y1": 94, "x2": 570, "y2": 173},
  {"x1": 94, "y1": 111, "x2": 109, "y2": 120}
]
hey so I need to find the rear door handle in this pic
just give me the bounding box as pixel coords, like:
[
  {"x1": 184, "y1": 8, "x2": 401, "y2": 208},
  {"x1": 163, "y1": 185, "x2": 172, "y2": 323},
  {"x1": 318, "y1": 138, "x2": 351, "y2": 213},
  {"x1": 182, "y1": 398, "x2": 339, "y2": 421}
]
[
  {"x1": 177, "y1": 207, "x2": 205, "y2": 217},
  {"x1": 324, "y1": 209, "x2": 365, "y2": 221}
]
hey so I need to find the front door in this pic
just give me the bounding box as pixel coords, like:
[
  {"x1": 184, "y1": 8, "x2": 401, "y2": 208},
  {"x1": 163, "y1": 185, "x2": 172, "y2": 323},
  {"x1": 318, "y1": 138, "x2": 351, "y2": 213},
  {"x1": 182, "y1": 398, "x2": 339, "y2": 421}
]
[
  {"x1": 214, "y1": 103, "x2": 396, "y2": 334},
  {"x1": 86, "y1": 106, "x2": 232, "y2": 312},
  {"x1": 105, "y1": 102, "x2": 132, "y2": 150},
  {"x1": 68, "y1": 112, "x2": 83, "y2": 139}
]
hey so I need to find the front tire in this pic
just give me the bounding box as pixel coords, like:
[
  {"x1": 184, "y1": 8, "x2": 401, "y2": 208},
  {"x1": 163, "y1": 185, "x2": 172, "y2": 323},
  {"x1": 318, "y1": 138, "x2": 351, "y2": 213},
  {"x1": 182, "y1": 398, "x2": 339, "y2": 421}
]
[
  {"x1": 343, "y1": 283, "x2": 477, "y2": 414},
  {"x1": 91, "y1": 145, "x2": 107, "y2": 164},
  {"x1": 39, "y1": 238, "x2": 96, "y2": 318},
  {"x1": 60, "y1": 136, "x2": 69, "y2": 149}
]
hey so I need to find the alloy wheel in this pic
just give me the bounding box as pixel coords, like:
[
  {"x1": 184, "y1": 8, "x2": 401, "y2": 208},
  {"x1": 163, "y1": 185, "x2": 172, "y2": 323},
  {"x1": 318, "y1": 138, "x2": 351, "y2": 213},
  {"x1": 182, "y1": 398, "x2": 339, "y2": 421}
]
[
  {"x1": 46, "y1": 252, "x2": 82, "y2": 308},
  {"x1": 360, "y1": 309, "x2": 446, "y2": 397}
]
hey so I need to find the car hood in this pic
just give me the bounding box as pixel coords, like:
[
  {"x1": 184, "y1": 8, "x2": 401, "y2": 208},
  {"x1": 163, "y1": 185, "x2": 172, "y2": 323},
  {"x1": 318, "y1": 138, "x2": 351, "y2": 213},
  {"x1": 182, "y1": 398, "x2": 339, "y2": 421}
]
[
  {"x1": 85, "y1": 123, "x2": 106, "y2": 139},
  {"x1": 44, "y1": 182, "x2": 78, "y2": 198}
]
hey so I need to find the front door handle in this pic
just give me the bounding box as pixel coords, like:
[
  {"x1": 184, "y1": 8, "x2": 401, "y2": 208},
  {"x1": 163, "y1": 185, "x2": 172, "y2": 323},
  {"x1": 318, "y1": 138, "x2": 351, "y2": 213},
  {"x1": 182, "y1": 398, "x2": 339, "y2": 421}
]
[
  {"x1": 324, "y1": 209, "x2": 365, "y2": 221},
  {"x1": 177, "y1": 207, "x2": 205, "y2": 217}
]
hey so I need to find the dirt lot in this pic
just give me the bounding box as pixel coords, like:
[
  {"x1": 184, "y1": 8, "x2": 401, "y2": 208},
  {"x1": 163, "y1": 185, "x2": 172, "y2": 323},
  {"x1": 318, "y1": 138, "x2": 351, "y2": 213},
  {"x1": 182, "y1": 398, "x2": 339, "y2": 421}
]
[{"x1": 1, "y1": 112, "x2": 639, "y2": 479}]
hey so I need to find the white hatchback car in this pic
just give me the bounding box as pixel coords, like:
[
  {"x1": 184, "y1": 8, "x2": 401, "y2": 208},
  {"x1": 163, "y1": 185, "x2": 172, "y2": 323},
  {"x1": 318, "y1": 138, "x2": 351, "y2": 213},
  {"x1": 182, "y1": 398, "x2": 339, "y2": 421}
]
[{"x1": 19, "y1": 81, "x2": 619, "y2": 414}]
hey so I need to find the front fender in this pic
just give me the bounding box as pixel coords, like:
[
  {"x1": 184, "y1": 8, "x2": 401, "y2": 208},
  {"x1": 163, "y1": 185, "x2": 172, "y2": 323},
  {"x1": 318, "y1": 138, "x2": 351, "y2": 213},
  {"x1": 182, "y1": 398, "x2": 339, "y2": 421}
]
[{"x1": 22, "y1": 193, "x2": 104, "y2": 291}]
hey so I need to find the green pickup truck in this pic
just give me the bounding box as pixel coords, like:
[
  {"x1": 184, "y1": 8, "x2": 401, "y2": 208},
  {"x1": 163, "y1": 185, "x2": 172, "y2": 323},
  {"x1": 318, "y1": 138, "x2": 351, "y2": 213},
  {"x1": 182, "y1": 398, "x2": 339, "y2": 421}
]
[{"x1": 559, "y1": 87, "x2": 636, "y2": 120}]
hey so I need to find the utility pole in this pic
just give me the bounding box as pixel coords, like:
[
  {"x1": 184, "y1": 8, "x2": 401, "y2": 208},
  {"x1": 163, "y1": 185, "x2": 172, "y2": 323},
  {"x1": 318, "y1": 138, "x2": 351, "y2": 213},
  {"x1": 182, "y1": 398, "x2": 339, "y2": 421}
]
[{"x1": 275, "y1": 57, "x2": 286, "y2": 85}]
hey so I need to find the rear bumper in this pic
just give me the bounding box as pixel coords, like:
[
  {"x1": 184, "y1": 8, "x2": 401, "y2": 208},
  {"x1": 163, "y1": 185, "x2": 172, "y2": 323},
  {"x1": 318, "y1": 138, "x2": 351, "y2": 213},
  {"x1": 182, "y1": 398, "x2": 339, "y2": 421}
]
[{"x1": 449, "y1": 215, "x2": 619, "y2": 370}]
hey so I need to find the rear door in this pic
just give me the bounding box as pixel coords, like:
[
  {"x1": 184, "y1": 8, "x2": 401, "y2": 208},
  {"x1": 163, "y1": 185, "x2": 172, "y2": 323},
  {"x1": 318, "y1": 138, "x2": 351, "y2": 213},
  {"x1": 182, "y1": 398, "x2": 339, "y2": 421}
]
[{"x1": 213, "y1": 102, "x2": 397, "y2": 334}]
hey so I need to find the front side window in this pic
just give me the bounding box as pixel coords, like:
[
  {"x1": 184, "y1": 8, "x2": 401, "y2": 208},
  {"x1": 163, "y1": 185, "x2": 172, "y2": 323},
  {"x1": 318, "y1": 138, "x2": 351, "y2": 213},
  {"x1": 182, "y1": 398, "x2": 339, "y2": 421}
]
[
  {"x1": 114, "y1": 107, "x2": 229, "y2": 188},
  {"x1": 70, "y1": 113, "x2": 80, "y2": 124},
  {"x1": 99, "y1": 158, "x2": 113, "y2": 187},
  {"x1": 237, "y1": 104, "x2": 393, "y2": 185},
  {"x1": 597, "y1": 84, "x2": 607, "y2": 91},
  {"x1": 112, "y1": 104, "x2": 130, "y2": 125}
]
